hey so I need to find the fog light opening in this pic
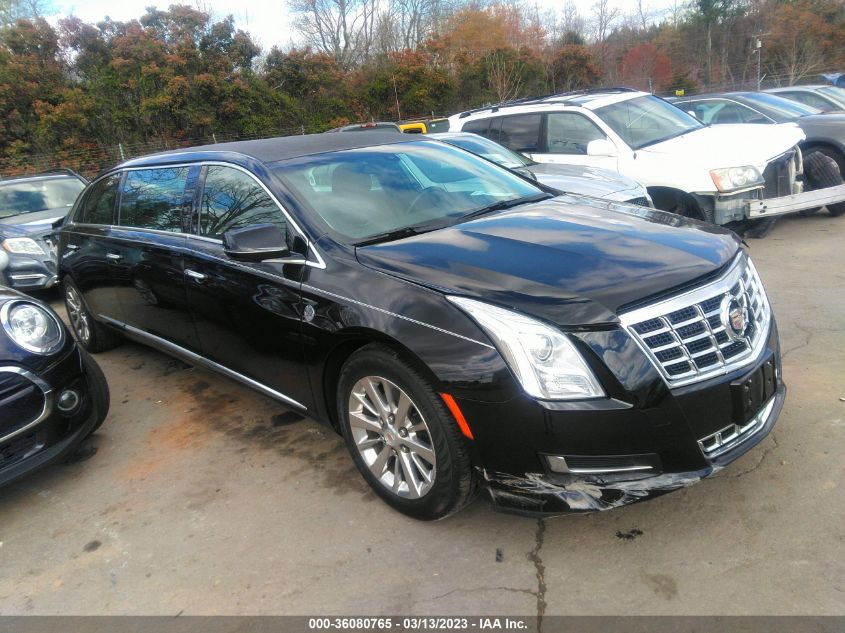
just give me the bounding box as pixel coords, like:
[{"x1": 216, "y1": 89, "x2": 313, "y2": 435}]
[{"x1": 57, "y1": 389, "x2": 81, "y2": 414}]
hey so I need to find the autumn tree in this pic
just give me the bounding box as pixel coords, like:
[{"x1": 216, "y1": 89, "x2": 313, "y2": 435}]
[
  {"x1": 548, "y1": 45, "x2": 602, "y2": 93},
  {"x1": 763, "y1": 0, "x2": 845, "y2": 86},
  {"x1": 620, "y1": 42, "x2": 672, "y2": 91}
]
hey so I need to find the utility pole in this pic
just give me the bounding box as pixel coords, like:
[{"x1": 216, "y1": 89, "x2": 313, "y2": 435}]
[
  {"x1": 392, "y1": 75, "x2": 402, "y2": 121},
  {"x1": 753, "y1": 33, "x2": 770, "y2": 91}
]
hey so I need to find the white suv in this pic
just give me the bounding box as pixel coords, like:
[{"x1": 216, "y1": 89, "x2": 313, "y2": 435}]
[{"x1": 449, "y1": 89, "x2": 845, "y2": 225}]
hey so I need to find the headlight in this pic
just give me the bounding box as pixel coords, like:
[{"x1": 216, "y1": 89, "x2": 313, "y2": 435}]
[
  {"x1": 710, "y1": 166, "x2": 764, "y2": 192},
  {"x1": 1, "y1": 301, "x2": 64, "y2": 353},
  {"x1": 2, "y1": 237, "x2": 45, "y2": 255},
  {"x1": 447, "y1": 297, "x2": 605, "y2": 400}
]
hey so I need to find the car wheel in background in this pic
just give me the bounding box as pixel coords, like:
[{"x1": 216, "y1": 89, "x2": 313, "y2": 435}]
[
  {"x1": 803, "y1": 150, "x2": 845, "y2": 217},
  {"x1": 63, "y1": 278, "x2": 122, "y2": 353},
  {"x1": 337, "y1": 344, "x2": 478, "y2": 520}
]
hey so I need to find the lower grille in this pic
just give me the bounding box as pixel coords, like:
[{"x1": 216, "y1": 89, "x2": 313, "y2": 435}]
[
  {"x1": 699, "y1": 396, "x2": 776, "y2": 458},
  {"x1": 0, "y1": 432, "x2": 38, "y2": 468},
  {"x1": 625, "y1": 196, "x2": 651, "y2": 207},
  {"x1": 620, "y1": 254, "x2": 771, "y2": 388},
  {"x1": 0, "y1": 367, "x2": 50, "y2": 441}
]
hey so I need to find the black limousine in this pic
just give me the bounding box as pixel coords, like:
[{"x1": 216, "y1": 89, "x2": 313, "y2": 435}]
[{"x1": 55, "y1": 133, "x2": 784, "y2": 519}]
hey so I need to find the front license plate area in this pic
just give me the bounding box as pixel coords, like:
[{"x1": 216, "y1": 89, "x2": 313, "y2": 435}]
[{"x1": 731, "y1": 356, "x2": 777, "y2": 424}]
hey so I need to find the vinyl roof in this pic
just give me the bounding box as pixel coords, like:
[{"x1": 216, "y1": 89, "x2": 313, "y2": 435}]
[{"x1": 122, "y1": 132, "x2": 419, "y2": 167}]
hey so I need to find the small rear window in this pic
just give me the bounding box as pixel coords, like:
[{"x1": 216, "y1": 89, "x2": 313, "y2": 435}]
[{"x1": 78, "y1": 174, "x2": 120, "y2": 225}]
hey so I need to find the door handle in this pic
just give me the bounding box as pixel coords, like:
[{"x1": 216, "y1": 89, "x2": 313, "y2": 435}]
[
  {"x1": 185, "y1": 269, "x2": 206, "y2": 281},
  {"x1": 65, "y1": 244, "x2": 80, "y2": 251},
  {"x1": 106, "y1": 253, "x2": 122, "y2": 261}
]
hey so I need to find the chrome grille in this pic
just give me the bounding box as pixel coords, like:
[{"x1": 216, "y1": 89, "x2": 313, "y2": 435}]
[
  {"x1": 620, "y1": 254, "x2": 771, "y2": 387},
  {"x1": 0, "y1": 367, "x2": 52, "y2": 443}
]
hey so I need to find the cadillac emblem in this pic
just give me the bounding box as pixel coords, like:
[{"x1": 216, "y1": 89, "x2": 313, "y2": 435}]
[{"x1": 721, "y1": 294, "x2": 749, "y2": 341}]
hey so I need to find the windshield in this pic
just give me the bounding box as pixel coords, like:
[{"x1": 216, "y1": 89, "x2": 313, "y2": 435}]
[
  {"x1": 818, "y1": 86, "x2": 845, "y2": 107},
  {"x1": 595, "y1": 95, "x2": 703, "y2": 150},
  {"x1": 273, "y1": 141, "x2": 542, "y2": 243},
  {"x1": 437, "y1": 134, "x2": 532, "y2": 169},
  {"x1": 738, "y1": 93, "x2": 821, "y2": 121},
  {"x1": 0, "y1": 176, "x2": 85, "y2": 219}
]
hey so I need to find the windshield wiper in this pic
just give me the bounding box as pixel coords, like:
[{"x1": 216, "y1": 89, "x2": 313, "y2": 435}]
[
  {"x1": 355, "y1": 221, "x2": 446, "y2": 247},
  {"x1": 458, "y1": 192, "x2": 552, "y2": 222}
]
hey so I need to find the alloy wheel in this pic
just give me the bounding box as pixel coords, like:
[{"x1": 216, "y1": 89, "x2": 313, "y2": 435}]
[
  {"x1": 65, "y1": 285, "x2": 91, "y2": 343},
  {"x1": 348, "y1": 376, "x2": 436, "y2": 499}
]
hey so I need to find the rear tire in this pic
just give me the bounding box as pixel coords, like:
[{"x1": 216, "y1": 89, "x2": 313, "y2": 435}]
[
  {"x1": 63, "y1": 277, "x2": 122, "y2": 353},
  {"x1": 803, "y1": 150, "x2": 845, "y2": 217},
  {"x1": 337, "y1": 344, "x2": 478, "y2": 520}
]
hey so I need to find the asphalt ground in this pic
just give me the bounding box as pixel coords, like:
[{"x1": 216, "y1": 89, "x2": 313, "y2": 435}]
[{"x1": 0, "y1": 212, "x2": 842, "y2": 616}]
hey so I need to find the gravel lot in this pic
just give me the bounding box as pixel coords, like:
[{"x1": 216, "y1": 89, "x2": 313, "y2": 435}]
[{"x1": 0, "y1": 213, "x2": 843, "y2": 616}]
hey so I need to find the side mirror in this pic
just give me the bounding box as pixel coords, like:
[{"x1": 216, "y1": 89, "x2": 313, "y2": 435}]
[
  {"x1": 586, "y1": 139, "x2": 617, "y2": 157},
  {"x1": 687, "y1": 110, "x2": 700, "y2": 120},
  {"x1": 223, "y1": 223, "x2": 291, "y2": 262}
]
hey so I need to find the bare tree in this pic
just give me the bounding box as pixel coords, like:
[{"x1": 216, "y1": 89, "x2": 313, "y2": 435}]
[
  {"x1": 559, "y1": 0, "x2": 585, "y2": 43},
  {"x1": 0, "y1": 0, "x2": 50, "y2": 26},
  {"x1": 590, "y1": 0, "x2": 620, "y2": 69},
  {"x1": 486, "y1": 49, "x2": 525, "y2": 102},
  {"x1": 288, "y1": 0, "x2": 379, "y2": 67},
  {"x1": 635, "y1": 0, "x2": 650, "y2": 31}
]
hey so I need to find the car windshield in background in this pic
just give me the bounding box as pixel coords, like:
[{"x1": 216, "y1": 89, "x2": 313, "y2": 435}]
[
  {"x1": 273, "y1": 141, "x2": 542, "y2": 243},
  {"x1": 596, "y1": 95, "x2": 703, "y2": 150},
  {"x1": 740, "y1": 93, "x2": 821, "y2": 121},
  {"x1": 438, "y1": 135, "x2": 532, "y2": 170},
  {"x1": 0, "y1": 177, "x2": 85, "y2": 218},
  {"x1": 819, "y1": 86, "x2": 845, "y2": 106}
]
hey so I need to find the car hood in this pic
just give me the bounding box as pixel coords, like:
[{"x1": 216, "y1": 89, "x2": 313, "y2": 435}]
[
  {"x1": 356, "y1": 196, "x2": 740, "y2": 327},
  {"x1": 641, "y1": 123, "x2": 806, "y2": 167},
  {"x1": 0, "y1": 207, "x2": 66, "y2": 237},
  {"x1": 798, "y1": 113, "x2": 845, "y2": 141},
  {"x1": 524, "y1": 163, "x2": 643, "y2": 198}
]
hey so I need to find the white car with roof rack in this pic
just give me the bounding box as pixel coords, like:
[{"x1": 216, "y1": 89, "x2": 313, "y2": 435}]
[{"x1": 448, "y1": 88, "x2": 845, "y2": 227}]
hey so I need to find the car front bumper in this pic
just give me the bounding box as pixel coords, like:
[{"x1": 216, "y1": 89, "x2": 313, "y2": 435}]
[
  {"x1": 1, "y1": 252, "x2": 59, "y2": 290},
  {"x1": 0, "y1": 346, "x2": 102, "y2": 488},
  {"x1": 483, "y1": 383, "x2": 785, "y2": 516},
  {"x1": 450, "y1": 321, "x2": 784, "y2": 517}
]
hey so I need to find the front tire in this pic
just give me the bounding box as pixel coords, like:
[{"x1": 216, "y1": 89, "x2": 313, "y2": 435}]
[
  {"x1": 337, "y1": 344, "x2": 477, "y2": 520},
  {"x1": 803, "y1": 150, "x2": 845, "y2": 217},
  {"x1": 79, "y1": 348, "x2": 110, "y2": 436}
]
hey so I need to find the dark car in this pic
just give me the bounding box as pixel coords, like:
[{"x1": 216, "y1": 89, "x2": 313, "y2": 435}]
[
  {"x1": 670, "y1": 91, "x2": 845, "y2": 173},
  {"x1": 55, "y1": 133, "x2": 784, "y2": 519},
  {"x1": 767, "y1": 85, "x2": 845, "y2": 113},
  {"x1": 0, "y1": 170, "x2": 88, "y2": 291},
  {"x1": 332, "y1": 122, "x2": 403, "y2": 133},
  {"x1": 0, "y1": 257, "x2": 109, "y2": 488}
]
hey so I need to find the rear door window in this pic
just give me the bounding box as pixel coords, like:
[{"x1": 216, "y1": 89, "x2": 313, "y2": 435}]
[
  {"x1": 497, "y1": 114, "x2": 542, "y2": 152},
  {"x1": 461, "y1": 119, "x2": 490, "y2": 136},
  {"x1": 78, "y1": 174, "x2": 121, "y2": 225},
  {"x1": 546, "y1": 112, "x2": 607, "y2": 154},
  {"x1": 199, "y1": 166, "x2": 289, "y2": 242},
  {"x1": 119, "y1": 168, "x2": 190, "y2": 232}
]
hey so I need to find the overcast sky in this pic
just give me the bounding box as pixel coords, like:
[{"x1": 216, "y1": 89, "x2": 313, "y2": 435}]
[{"x1": 52, "y1": 0, "x2": 682, "y2": 53}]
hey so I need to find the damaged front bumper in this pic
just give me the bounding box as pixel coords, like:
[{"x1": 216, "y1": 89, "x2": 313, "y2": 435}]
[{"x1": 483, "y1": 383, "x2": 786, "y2": 517}]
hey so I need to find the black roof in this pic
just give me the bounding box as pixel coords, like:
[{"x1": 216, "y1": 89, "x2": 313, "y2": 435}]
[{"x1": 122, "y1": 132, "x2": 418, "y2": 168}]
